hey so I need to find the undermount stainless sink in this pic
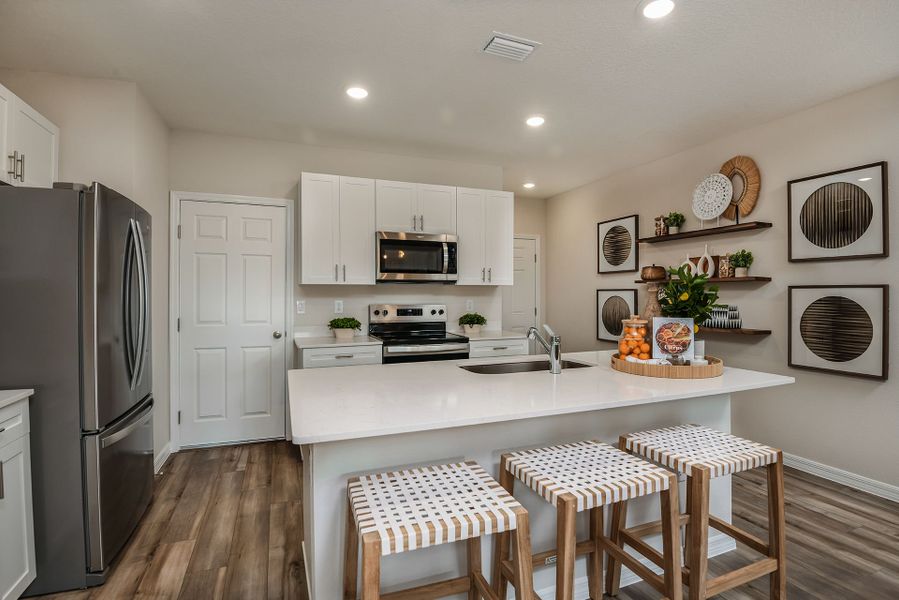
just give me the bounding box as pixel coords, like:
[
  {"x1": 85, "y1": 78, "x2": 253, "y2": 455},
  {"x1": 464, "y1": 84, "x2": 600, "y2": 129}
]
[{"x1": 460, "y1": 359, "x2": 594, "y2": 374}]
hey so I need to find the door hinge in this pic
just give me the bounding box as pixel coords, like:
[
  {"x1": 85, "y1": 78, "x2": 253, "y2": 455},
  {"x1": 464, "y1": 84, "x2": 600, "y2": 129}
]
[
  {"x1": 534, "y1": 253, "x2": 537, "y2": 263},
  {"x1": 177, "y1": 224, "x2": 182, "y2": 239},
  {"x1": 177, "y1": 411, "x2": 181, "y2": 425},
  {"x1": 535, "y1": 307, "x2": 537, "y2": 316},
  {"x1": 176, "y1": 318, "x2": 180, "y2": 332}
]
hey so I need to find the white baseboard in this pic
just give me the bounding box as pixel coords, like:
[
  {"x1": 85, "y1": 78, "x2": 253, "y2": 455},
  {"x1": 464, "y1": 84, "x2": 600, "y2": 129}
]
[
  {"x1": 532, "y1": 532, "x2": 735, "y2": 600},
  {"x1": 783, "y1": 452, "x2": 899, "y2": 503},
  {"x1": 154, "y1": 442, "x2": 172, "y2": 474}
]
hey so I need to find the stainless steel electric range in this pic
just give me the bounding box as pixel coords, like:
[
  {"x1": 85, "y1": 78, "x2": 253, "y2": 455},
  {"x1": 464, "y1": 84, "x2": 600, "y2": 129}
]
[{"x1": 368, "y1": 304, "x2": 469, "y2": 363}]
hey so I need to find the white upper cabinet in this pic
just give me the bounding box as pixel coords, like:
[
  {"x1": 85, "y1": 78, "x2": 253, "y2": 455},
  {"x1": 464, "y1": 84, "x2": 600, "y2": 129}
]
[
  {"x1": 300, "y1": 173, "x2": 375, "y2": 285},
  {"x1": 0, "y1": 84, "x2": 59, "y2": 188},
  {"x1": 456, "y1": 188, "x2": 514, "y2": 285},
  {"x1": 375, "y1": 180, "x2": 456, "y2": 234},
  {"x1": 375, "y1": 179, "x2": 417, "y2": 232}
]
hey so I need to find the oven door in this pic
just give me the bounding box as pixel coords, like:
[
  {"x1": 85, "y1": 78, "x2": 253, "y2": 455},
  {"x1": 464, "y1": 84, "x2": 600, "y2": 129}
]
[
  {"x1": 377, "y1": 232, "x2": 457, "y2": 282},
  {"x1": 382, "y1": 342, "x2": 470, "y2": 363}
]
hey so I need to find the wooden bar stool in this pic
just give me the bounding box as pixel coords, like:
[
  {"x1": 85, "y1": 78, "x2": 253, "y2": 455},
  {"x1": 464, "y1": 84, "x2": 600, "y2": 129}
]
[
  {"x1": 344, "y1": 460, "x2": 535, "y2": 600},
  {"x1": 614, "y1": 425, "x2": 786, "y2": 600},
  {"x1": 492, "y1": 441, "x2": 683, "y2": 600}
]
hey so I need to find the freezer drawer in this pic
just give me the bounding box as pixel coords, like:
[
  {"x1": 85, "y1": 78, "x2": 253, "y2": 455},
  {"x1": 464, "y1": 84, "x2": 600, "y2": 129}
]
[{"x1": 83, "y1": 396, "x2": 153, "y2": 573}]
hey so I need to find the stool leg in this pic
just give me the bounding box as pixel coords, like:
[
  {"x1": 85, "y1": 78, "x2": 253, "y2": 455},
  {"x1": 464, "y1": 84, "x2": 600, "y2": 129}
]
[
  {"x1": 604, "y1": 499, "x2": 628, "y2": 596},
  {"x1": 468, "y1": 537, "x2": 482, "y2": 600},
  {"x1": 492, "y1": 456, "x2": 514, "y2": 598},
  {"x1": 683, "y1": 475, "x2": 693, "y2": 575},
  {"x1": 556, "y1": 494, "x2": 577, "y2": 600},
  {"x1": 767, "y1": 453, "x2": 787, "y2": 600},
  {"x1": 587, "y1": 506, "x2": 604, "y2": 600},
  {"x1": 361, "y1": 533, "x2": 381, "y2": 600},
  {"x1": 344, "y1": 497, "x2": 359, "y2": 600},
  {"x1": 687, "y1": 467, "x2": 710, "y2": 600},
  {"x1": 512, "y1": 507, "x2": 535, "y2": 600},
  {"x1": 660, "y1": 475, "x2": 683, "y2": 600}
]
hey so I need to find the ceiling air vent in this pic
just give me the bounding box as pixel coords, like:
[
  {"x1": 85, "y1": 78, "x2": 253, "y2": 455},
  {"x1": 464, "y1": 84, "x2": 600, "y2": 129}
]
[{"x1": 482, "y1": 32, "x2": 541, "y2": 61}]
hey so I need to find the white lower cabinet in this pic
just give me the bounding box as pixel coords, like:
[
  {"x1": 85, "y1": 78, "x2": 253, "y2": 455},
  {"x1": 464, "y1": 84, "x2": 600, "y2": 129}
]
[
  {"x1": 469, "y1": 338, "x2": 529, "y2": 358},
  {"x1": 302, "y1": 345, "x2": 382, "y2": 369},
  {"x1": 0, "y1": 397, "x2": 36, "y2": 600}
]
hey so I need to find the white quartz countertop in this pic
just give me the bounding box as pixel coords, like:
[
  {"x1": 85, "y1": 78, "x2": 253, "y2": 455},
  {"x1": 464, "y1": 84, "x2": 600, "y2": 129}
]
[
  {"x1": 463, "y1": 330, "x2": 527, "y2": 341},
  {"x1": 0, "y1": 389, "x2": 34, "y2": 410},
  {"x1": 293, "y1": 334, "x2": 383, "y2": 350},
  {"x1": 288, "y1": 351, "x2": 793, "y2": 444}
]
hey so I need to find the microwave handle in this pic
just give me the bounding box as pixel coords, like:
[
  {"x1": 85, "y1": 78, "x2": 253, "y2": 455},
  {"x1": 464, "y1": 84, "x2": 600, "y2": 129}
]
[{"x1": 442, "y1": 242, "x2": 449, "y2": 274}]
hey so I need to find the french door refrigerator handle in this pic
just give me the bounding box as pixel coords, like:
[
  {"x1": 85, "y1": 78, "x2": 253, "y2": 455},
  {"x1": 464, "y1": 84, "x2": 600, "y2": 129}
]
[
  {"x1": 122, "y1": 220, "x2": 136, "y2": 384},
  {"x1": 132, "y1": 219, "x2": 149, "y2": 387}
]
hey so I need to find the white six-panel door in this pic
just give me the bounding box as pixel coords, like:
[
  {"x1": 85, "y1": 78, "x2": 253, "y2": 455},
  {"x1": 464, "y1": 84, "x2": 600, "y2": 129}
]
[{"x1": 178, "y1": 200, "x2": 287, "y2": 446}]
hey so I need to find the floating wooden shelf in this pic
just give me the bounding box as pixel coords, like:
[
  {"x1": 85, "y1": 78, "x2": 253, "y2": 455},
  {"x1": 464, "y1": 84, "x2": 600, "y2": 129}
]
[
  {"x1": 635, "y1": 276, "x2": 772, "y2": 284},
  {"x1": 698, "y1": 327, "x2": 772, "y2": 336},
  {"x1": 638, "y1": 221, "x2": 772, "y2": 244}
]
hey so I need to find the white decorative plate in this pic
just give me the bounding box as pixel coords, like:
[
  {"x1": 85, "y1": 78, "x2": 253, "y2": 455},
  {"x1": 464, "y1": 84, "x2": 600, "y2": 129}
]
[{"x1": 693, "y1": 174, "x2": 733, "y2": 220}]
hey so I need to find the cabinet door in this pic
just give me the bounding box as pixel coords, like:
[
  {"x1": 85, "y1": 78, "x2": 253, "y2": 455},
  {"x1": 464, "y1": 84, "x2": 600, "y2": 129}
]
[
  {"x1": 375, "y1": 179, "x2": 416, "y2": 232},
  {"x1": 455, "y1": 187, "x2": 486, "y2": 285},
  {"x1": 484, "y1": 190, "x2": 514, "y2": 285},
  {"x1": 0, "y1": 435, "x2": 37, "y2": 600},
  {"x1": 0, "y1": 84, "x2": 11, "y2": 185},
  {"x1": 300, "y1": 173, "x2": 340, "y2": 284},
  {"x1": 9, "y1": 95, "x2": 58, "y2": 188},
  {"x1": 417, "y1": 184, "x2": 456, "y2": 234},
  {"x1": 338, "y1": 177, "x2": 376, "y2": 284}
]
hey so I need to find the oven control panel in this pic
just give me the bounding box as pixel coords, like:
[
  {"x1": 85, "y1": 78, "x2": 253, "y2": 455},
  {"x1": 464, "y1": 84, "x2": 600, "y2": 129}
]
[{"x1": 370, "y1": 304, "x2": 447, "y2": 323}]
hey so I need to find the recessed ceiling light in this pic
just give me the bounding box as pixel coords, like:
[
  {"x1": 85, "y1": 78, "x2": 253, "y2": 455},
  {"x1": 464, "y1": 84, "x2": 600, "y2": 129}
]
[
  {"x1": 346, "y1": 87, "x2": 368, "y2": 99},
  {"x1": 523, "y1": 182, "x2": 536, "y2": 189},
  {"x1": 640, "y1": 0, "x2": 675, "y2": 19},
  {"x1": 526, "y1": 115, "x2": 545, "y2": 127},
  {"x1": 858, "y1": 177, "x2": 873, "y2": 182}
]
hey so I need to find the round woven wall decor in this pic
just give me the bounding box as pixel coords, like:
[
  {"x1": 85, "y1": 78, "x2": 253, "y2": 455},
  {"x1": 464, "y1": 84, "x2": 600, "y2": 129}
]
[{"x1": 719, "y1": 155, "x2": 761, "y2": 220}]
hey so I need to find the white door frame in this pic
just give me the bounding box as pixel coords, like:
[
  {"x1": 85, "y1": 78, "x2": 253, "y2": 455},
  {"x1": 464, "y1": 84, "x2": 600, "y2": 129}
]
[
  {"x1": 509, "y1": 234, "x2": 543, "y2": 331},
  {"x1": 168, "y1": 190, "x2": 295, "y2": 452}
]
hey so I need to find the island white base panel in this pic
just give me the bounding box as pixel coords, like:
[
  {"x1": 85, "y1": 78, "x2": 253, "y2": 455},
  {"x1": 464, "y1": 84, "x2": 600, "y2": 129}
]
[{"x1": 302, "y1": 393, "x2": 735, "y2": 599}]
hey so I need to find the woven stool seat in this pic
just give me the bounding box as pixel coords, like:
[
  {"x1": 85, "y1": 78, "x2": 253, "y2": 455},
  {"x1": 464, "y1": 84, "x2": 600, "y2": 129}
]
[
  {"x1": 624, "y1": 424, "x2": 780, "y2": 478},
  {"x1": 348, "y1": 460, "x2": 522, "y2": 556},
  {"x1": 504, "y1": 440, "x2": 672, "y2": 512}
]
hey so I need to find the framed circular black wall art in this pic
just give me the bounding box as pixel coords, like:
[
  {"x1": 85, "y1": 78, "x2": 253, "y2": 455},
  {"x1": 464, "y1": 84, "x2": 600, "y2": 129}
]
[
  {"x1": 597, "y1": 214, "x2": 639, "y2": 273},
  {"x1": 596, "y1": 288, "x2": 637, "y2": 342}
]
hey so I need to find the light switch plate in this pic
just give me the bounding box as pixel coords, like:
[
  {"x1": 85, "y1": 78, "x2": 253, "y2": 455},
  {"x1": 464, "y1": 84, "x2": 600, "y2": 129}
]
[
  {"x1": 296, "y1": 300, "x2": 306, "y2": 314},
  {"x1": 465, "y1": 299, "x2": 474, "y2": 312},
  {"x1": 334, "y1": 300, "x2": 344, "y2": 314}
]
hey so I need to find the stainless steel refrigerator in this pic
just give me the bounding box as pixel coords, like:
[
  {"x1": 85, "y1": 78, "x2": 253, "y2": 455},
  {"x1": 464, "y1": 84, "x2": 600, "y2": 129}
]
[{"x1": 0, "y1": 182, "x2": 154, "y2": 595}]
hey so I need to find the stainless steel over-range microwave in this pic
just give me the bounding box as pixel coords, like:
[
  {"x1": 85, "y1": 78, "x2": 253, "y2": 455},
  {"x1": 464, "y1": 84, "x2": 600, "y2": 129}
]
[{"x1": 376, "y1": 231, "x2": 458, "y2": 282}]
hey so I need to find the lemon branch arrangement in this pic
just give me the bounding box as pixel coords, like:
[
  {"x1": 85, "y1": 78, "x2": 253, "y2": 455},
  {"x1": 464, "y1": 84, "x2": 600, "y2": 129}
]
[{"x1": 659, "y1": 265, "x2": 724, "y2": 328}]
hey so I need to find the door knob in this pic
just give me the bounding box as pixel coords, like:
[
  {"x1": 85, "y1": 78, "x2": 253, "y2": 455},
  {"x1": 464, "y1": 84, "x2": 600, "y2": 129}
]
[{"x1": 273, "y1": 331, "x2": 283, "y2": 339}]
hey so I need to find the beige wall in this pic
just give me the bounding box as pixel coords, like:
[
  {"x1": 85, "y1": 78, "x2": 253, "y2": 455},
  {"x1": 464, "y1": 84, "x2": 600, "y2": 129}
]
[
  {"x1": 545, "y1": 77, "x2": 899, "y2": 485},
  {"x1": 0, "y1": 70, "x2": 171, "y2": 461}
]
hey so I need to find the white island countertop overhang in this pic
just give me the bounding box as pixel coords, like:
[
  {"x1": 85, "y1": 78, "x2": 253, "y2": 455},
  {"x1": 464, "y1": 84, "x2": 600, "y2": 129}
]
[{"x1": 288, "y1": 350, "x2": 794, "y2": 444}]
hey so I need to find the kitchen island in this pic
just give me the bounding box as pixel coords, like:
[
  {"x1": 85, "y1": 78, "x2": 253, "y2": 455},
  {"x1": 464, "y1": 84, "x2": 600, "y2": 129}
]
[{"x1": 288, "y1": 350, "x2": 793, "y2": 599}]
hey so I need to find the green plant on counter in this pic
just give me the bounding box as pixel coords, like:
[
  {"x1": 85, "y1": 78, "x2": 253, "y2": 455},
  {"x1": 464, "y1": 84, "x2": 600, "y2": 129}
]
[
  {"x1": 730, "y1": 249, "x2": 754, "y2": 268},
  {"x1": 663, "y1": 212, "x2": 686, "y2": 228},
  {"x1": 328, "y1": 317, "x2": 362, "y2": 330},
  {"x1": 458, "y1": 312, "x2": 487, "y2": 327},
  {"x1": 659, "y1": 265, "x2": 723, "y2": 326}
]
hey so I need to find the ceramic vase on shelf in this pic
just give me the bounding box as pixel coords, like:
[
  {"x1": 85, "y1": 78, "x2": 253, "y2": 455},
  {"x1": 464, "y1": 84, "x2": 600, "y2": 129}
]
[
  {"x1": 668, "y1": 226, "x2": 680, "y2": 234},
  {"x1": 333, "y1": 328, "x2": 355, "y2": 341},
  {"x1": 463, "y1": 324, "x2": 482, "y2": 335},
  {"x1": 734, "y1": 266, "x2": 749, "y2": 278}
]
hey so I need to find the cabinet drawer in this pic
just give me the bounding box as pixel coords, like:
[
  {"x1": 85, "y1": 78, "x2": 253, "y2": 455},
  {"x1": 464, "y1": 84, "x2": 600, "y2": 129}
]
[
  {"x1": 302, "y1": 346, "x2": 383, "y2": 369},
  {"x1": 0, "y1": 399, "x2": 29, "y2": 448},
  {"x1": 469, "y1": 338, "x2": 529, "y2": 358}
]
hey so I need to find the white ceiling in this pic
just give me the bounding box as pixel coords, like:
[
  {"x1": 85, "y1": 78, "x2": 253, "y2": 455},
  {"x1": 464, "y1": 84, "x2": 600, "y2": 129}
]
[{"x1": 1, "y1": 0, "x2": 898, "y2": 198}]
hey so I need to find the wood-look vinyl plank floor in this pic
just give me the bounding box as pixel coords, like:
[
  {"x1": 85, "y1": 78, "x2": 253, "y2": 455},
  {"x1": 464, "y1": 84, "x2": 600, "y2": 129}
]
[{"x1": 34, "y1": 444, "x2": 897, "y2": 599}]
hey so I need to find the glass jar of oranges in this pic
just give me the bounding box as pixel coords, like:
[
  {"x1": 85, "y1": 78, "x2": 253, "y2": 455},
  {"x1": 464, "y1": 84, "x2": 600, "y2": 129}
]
[{"x1": 618, "y1": 315, "x2": 651, "y2": 361}]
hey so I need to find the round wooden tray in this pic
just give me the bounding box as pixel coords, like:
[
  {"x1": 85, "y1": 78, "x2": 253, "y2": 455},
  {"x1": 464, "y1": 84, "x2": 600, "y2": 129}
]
[{"x1": 611, "y1": 353, "x2": 724, "y2": 379}]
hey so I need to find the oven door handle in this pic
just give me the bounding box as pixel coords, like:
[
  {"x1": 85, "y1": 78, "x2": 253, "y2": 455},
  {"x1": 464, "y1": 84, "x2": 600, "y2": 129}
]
[{"x1": 384, "y1": 343, "x2": 470, "y2": 355}]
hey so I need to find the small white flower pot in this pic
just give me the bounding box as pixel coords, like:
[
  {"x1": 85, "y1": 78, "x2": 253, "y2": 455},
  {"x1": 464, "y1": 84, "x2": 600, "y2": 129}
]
[
  {"x1": 463, "y1": 324, "x2": 482, "y2": 335},
  {"x1": 734, "y1": 267, "x2": 749, "y2": 278},
  {"x1": 668, "y1": 226, "x2": 680, "y2": 234},
  {"x1": 333, "y1": 328, "x2": 355, "y2": 341}
]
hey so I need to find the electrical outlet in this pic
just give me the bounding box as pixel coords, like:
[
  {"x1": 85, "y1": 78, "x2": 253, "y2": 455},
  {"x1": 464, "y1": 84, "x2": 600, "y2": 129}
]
[
  {"x1": 465, "y1": 299, "x2": 474, "y2": 312},
  {"x1": 295, "y1": 300, "x2": 306, "y2": 314},
  {"x1": 334, "y1": 300, "x2": 344, "y2": 314}
]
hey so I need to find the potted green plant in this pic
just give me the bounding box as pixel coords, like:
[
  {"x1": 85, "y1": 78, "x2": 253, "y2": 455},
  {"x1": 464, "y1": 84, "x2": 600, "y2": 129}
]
[
  {"x1": 328, "y1": 317, "x2": 362, "y2": 341},
  {"x1": 660, "y1": 265, "x2": 724, "y2": 332},
  {"x1": 730, "y1": 249, "x2": 754, "y2": 277},
  {"x1": 663, "y1": 211, "x2": 686, "y2": 234},
  {"x1": 458, "y1": 312, "x2": 487, "y2": 335}
]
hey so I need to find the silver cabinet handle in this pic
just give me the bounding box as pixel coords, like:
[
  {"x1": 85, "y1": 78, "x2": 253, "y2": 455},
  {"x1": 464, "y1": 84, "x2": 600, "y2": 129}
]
[
  {"x1": 7, "y1": 151, "x2": 17, "y2": 180},
  {"x1": 18, "y1": 153, "x2": 24, "y2": 182},
  {"x1": 343, "y1": 264, "x2": 346, "y2": 281},
  {"x1": 412, "y1": 214, "x2": 417, "y2": 231},
  {"x1": 481, "y1": 267, "x2": 486, "y2": 282},
  {"x1": 335, "y1": 354, "x2": 354, "y2": 359},
  {"x1": 335, "y1": 264, "x2": 339, "y2": 281},
  {"x1": 420, "y1": 214, "x2": 424, "y2": 231},
  {"x1": 488, "y1": 267, "x2": 492, "y2": 282},
  {"x1": 273, "y1": 331, "x2": 283, "y2": 339},
  {"x1": 493, "y1": 346, "x2": 509, "y2": 351},
  {"x1": 0, "y1": 458, "x2": 4, "y2": 499}
]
